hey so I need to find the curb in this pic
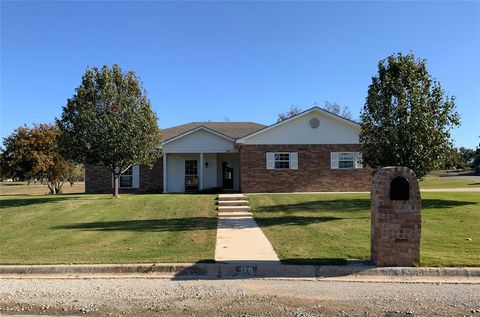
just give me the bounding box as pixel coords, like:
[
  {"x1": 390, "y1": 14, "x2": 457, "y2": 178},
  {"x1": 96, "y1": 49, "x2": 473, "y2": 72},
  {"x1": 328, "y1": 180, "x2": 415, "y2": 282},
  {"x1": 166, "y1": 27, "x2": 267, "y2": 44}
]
[{"x1": 1, "y1": 263, "x2": 479, "y2": 279}]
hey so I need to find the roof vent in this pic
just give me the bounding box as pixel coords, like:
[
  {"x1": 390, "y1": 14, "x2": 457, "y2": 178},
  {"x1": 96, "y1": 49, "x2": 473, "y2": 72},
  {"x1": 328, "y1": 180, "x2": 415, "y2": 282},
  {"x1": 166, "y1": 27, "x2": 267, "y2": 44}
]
[{"x1": 309, "y1": 117, "x2": 320, "y2": 129}]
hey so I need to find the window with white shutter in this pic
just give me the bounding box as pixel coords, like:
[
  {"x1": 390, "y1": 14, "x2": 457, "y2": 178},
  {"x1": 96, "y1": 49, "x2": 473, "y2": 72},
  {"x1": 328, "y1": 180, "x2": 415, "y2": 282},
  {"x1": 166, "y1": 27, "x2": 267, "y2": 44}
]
[
  {"x1": 112, "y1": 165, "x2": 140, "y2": 188},
  {"x1": 266, "y1": 152, "x2": 299, "y2": 170},
  {"x1": 331, "y1": 152, "x2": 363, "y2": 169}
]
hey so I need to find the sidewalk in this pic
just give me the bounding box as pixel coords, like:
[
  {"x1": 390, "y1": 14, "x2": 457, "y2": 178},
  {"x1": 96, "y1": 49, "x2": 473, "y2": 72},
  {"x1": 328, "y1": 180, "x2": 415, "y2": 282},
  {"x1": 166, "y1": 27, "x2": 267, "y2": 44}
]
[{"x1": 215, "y1": 207, "x2": 280, "y2": 263}]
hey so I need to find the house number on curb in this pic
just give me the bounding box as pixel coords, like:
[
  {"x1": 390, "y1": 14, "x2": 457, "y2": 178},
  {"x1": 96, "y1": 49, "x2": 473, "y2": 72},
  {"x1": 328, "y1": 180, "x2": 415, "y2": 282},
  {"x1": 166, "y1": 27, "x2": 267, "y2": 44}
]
[{"x1": 236, "y1": 266, "x2": 257, "y2": 275}]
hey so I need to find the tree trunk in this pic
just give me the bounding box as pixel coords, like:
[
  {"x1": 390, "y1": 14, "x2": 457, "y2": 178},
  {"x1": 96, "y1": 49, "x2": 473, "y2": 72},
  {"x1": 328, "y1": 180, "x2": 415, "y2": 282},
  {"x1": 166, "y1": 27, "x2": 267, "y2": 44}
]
[{"x1": 113, "y1": 174, "x2": 120, "y2": 198}]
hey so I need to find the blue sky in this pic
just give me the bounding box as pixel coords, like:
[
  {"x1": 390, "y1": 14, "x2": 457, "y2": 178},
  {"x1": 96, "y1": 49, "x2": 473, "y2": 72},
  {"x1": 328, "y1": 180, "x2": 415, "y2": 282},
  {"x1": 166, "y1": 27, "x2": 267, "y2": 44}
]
[{"x1": 1, "y1": 1, "x2": 479, "y2": 148}]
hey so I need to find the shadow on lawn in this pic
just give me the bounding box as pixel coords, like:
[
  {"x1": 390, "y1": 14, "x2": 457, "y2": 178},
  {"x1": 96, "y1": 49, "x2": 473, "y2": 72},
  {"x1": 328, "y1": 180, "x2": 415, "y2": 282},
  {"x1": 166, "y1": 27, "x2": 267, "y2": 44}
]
[
  {"x1": 0, "y1": 195, "x2": 90, "y2": 209},
  {"x1": 54, "y1": 215, "x2": 341, "y2": 232},
  {"x1": 253, "y1": 198, "x2": 371, "y2": 213},
  {"x1": 54, "y1": 217, "x2": 218, "y2": 232},
  {"x1": 254, "y1": 216, "x2": 343, "y2": 227},
  {"x1": 253, "y1": 198, "x2": 476, "y2": 213},
  {"x1": 422, "y1": 199, "x2": 478, "y2": 209}
]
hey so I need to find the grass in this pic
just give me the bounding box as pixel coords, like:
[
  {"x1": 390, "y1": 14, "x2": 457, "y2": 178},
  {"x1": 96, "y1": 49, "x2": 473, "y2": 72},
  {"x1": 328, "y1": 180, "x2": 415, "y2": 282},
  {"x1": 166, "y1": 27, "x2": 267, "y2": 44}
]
[
  {"x1": 248, "y1": 192, "x2": 480, "y2": 267},
  {"x1": 419, "y1": 175, "x2": 480, "y2": 189},
  {"x1": 0, "y1": 181, "x2": 85, "y2": 195},
  {"x1": 0, "y1": 194, "x2": 217, "y2": 264}
]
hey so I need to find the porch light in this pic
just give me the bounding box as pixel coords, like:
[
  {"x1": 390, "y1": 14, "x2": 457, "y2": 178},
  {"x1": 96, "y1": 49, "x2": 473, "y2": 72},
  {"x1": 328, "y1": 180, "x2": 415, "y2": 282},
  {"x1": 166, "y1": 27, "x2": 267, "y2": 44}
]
[{"x1": 205, "y1": 161, "x2": 209, "y2": 168}]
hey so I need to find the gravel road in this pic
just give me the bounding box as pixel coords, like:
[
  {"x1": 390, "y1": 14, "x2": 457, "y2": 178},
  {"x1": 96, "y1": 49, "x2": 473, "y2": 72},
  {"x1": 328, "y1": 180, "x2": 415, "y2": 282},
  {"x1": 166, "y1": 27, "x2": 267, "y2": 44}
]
[{"x1": 1, "y1": 278, "x2": 479, "y2": 316}]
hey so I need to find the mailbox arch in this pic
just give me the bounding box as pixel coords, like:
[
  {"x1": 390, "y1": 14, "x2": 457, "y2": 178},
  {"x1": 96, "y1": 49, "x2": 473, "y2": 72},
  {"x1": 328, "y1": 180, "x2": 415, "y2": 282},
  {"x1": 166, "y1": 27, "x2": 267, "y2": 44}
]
[{"x1": 390, "y1": 176, "x2": 410, "y2": 200}]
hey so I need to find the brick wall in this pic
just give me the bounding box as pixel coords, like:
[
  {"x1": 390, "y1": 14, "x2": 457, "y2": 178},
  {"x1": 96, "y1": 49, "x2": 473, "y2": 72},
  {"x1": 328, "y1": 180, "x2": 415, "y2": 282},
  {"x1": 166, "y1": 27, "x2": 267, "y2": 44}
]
[
  {"x1": 140, "y1": 160, "x2": 163, "y2": 193},
  {"x1": 85, "y1": 165, "x2": 112, "y2": 194},
  {"x1": 85, "y1": 158, "x2": 163, "y2": 194},
  {"x1": 238, "y1": 144, "x2": 372, "y2": 193}
]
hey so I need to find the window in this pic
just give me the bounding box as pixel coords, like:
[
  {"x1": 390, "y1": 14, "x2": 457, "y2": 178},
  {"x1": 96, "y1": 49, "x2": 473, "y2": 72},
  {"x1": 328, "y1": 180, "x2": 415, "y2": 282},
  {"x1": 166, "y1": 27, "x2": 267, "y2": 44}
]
[
  {"x1": 274, "y1": 153, "x2": 290, "y2": 169},
  {"x1": 331, "y1": 152, "x2": 363, "y2": 169},
  {"x1": 185, "y1": 160, "x2": 198, "y2": 191},
  {"x1": 339, "y1": 152, "x2": 354, "y2": 169},
  {"x1": 266, "y1": 152, "x2": 298, "y2": 170},
  {"x1": 119, "y1": 167, "x2": 133, "y2": 188}
]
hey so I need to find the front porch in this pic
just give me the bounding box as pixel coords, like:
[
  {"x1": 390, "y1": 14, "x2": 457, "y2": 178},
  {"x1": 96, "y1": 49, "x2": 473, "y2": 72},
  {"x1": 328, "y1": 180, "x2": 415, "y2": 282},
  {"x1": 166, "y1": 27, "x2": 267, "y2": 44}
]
[{"x1": 162, "y1": 152, "x2": 240, "y2": 193}]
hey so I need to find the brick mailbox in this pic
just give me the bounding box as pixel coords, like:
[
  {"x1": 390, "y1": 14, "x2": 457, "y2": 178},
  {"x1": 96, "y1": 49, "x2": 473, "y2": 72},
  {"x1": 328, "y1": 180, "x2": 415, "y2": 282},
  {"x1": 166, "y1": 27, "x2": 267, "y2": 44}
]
[{"x1": 371, "y1": 166, "x2": 421, "y2": 266}]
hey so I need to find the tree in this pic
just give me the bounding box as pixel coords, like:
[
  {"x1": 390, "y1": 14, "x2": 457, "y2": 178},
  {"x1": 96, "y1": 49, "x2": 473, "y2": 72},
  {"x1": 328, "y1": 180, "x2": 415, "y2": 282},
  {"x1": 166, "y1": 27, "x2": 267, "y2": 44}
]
[
  {"x1": 277, "y1": 105, "x2": 302, "y2": 122},
  {"x1": 0, "y1": 126, "x2": 36, "y2": 182},
  {"x1": 360, "y1": 52, "x2": 460, "y2": 178},
  {"x1": 57, "y1": 64, "x2": 161, "y2": 197},
  {"x1": 65, "y1": 163, "x2": 84, "y2": 186},
  {"x1": 439, "y1": 146, "x2": 462, "y2": 170},
  {"x1": 474, "y1": 139, "x2": 480, "y2": 170},
  {"x1": 458, "y1": 147, "x2": 476, "y2": 168},
  {"x1": 0, "y1": 124, "x2": 69, "y2": 194},
  {"x1": 322, "y1": 101, "x2": 352, "y2": 120}
]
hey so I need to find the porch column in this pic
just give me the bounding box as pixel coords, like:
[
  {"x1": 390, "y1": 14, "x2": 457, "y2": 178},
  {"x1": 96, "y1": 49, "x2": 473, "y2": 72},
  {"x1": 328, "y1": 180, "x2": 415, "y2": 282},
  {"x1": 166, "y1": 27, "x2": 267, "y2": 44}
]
[
  {"x1": 163, "y1": 153, "x2": 168, "y2": 193},
  {"x1": 199, "y1": 153, "x2": 204, "y2": 191}
]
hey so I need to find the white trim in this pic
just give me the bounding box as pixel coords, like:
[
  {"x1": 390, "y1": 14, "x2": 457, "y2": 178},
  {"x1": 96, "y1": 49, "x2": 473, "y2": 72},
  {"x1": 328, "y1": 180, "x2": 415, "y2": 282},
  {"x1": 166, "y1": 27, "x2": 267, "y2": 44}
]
[
  {"x1": 199, "y1": 153, "x2": 204, "y2": 190},
  {"x1": 236, "y1": 107, "x2": 360, "y2": 144},
  {"x1": 163, "y1": 126, "x2": 236, "y2": 145},
  {"x1": 163, "y1": 155, "x2": 168, "y2": 193}
]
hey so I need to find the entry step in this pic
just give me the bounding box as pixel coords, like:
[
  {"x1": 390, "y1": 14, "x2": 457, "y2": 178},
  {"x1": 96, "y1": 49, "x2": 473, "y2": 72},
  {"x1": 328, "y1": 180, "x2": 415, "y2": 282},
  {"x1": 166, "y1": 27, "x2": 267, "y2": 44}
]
[
  {"x1": 218, "y1": 194, "x2": 246, "y2": 201},
  {"x1": 218, "y1": 200, "x2": 249, "y2": 206},
  {"x1": 218, "y1": 205, "x2": 251, "y2": 212}
]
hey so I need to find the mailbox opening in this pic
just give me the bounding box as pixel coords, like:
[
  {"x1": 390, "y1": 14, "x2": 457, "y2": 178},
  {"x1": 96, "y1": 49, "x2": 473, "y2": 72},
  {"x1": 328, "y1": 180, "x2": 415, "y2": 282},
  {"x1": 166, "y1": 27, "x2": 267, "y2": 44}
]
[{"x1": 390, "y1": 176, "x2": 410, "y2": 200}]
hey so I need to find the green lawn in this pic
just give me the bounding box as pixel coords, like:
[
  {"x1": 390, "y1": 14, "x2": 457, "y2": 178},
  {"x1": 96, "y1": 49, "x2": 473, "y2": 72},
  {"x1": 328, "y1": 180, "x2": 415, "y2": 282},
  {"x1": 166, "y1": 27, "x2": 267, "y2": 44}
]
[
  {"x1": 0, "y1": 194, "x2": 217, "y2": 264},
  {"x1": 419, "y1": 175, "x2": 480, "y2": 189},
  {"x1": 249, "y1": 192, "x2": 480, "y2": 267}
]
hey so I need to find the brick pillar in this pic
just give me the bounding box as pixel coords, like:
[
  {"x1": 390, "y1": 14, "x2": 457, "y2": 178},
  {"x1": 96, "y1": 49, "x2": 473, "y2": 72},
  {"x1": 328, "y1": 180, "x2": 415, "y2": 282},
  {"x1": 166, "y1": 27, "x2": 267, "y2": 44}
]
[{"x1": 371, "y1": 166, "x2": 421, "y2": 266}]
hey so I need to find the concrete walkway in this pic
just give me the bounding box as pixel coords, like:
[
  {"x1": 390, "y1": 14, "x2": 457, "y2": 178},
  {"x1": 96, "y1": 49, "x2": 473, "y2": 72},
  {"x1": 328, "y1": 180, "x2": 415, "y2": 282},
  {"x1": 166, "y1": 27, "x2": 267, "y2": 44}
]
[{"x1": 215, "y1": 194, "x2": 280, "y2": 263}]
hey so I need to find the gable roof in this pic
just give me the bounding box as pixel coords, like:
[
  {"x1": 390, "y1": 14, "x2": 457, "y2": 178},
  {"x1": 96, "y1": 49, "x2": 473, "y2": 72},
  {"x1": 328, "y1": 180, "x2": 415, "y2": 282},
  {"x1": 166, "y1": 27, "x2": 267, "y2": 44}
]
[
  {"x1": 162, "y1": 122, "x2": 267, "y2": 142},
  {"x1": 236, "y1": 106, "x2": 360, "y2": 143}
]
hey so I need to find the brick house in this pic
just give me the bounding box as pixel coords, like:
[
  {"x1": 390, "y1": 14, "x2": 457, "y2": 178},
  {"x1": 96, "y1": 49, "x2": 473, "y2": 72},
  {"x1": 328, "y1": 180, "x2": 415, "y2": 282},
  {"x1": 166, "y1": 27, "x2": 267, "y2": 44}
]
[{"x1": 85, "y1": 107, "x2": 372, "y2": 194}]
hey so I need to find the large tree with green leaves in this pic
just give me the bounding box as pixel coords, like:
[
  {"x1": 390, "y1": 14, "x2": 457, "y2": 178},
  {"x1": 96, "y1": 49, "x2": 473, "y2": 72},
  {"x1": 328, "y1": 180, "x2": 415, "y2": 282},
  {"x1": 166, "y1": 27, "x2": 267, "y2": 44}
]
[
  {"x1": 360, "y1": 52, "x2": 460, "y2": 178},
  {"x1": 57, "y1": 65, "x2": 161, "y2": 197},
  {"x1": 0, "y1": 124, "x2": 71, "y2": 194}
]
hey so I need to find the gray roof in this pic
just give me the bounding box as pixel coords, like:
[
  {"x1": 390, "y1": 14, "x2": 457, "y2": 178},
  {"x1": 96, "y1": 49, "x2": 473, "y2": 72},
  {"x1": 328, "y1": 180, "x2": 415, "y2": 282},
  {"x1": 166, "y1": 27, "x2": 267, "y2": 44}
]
[{"x1": 162, "y1": 122, "x2": 267, "y2": 141}]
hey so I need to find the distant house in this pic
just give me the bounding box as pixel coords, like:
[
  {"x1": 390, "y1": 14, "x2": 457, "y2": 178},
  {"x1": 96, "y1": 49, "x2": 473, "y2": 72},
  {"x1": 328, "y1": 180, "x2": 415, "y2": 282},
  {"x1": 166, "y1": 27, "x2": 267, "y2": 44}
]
[{"x1": 85, "y1": 107, "x2": 371, "y2": 193}]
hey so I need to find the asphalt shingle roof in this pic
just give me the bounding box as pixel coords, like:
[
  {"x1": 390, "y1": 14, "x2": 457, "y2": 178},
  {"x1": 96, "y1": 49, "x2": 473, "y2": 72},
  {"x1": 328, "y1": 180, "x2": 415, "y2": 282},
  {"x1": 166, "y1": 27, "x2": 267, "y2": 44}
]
[{"x1": 162, "y1": 122, "x2": 267, "y2": 141}]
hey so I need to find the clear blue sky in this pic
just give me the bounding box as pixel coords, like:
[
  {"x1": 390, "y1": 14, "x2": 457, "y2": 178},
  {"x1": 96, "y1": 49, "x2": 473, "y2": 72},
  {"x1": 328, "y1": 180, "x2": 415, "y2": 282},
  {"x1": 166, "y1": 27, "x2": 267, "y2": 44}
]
[{"x1": 1, "y1": 1, "x2": 479, "y2": 148}]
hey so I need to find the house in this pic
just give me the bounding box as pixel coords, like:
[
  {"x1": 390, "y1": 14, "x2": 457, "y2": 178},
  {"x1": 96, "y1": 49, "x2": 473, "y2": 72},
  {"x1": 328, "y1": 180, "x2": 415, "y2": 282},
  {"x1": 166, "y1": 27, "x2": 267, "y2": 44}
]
[{"x1": 85, "y1": 107, "x2": 372, "y2": 193}]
